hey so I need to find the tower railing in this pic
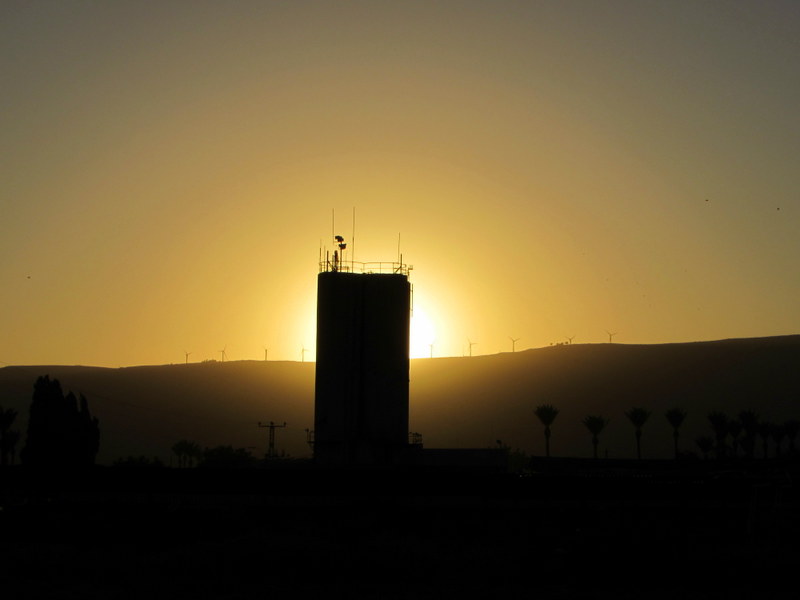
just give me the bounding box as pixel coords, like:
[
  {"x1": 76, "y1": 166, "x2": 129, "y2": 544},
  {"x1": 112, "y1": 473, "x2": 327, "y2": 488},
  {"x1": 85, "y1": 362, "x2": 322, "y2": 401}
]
[{"x1": 319, "y1": 260, "x2": 412, "y2": 277}]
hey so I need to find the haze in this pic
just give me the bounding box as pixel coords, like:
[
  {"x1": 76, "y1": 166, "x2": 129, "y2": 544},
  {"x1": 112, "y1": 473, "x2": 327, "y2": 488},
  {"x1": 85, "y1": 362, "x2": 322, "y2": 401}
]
[{"x1": 2, "y1": 1, "x2": 798, "y2": 367}]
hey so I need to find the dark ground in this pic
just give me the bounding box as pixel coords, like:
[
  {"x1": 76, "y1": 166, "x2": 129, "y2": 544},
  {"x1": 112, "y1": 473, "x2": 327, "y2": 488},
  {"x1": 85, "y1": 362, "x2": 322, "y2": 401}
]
[{"x1": 1, "y1": 460, "x2": 798, "y2": 599}]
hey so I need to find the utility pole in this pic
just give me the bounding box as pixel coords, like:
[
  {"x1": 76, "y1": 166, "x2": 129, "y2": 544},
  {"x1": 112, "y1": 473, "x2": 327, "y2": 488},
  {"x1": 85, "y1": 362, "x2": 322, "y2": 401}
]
[{"x1": 258, "y1": 421, "x2": 287, "y2": 459}]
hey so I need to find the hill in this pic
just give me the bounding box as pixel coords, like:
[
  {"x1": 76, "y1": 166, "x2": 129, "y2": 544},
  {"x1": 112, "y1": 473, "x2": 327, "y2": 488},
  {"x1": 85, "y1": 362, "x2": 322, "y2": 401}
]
[{"x1": 1, "y1": 336, "x2": 799, "y2": 464}]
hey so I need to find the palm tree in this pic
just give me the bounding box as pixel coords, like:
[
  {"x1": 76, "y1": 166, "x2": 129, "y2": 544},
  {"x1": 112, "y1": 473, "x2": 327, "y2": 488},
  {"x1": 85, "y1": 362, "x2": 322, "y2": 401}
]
[
  {"x1": 738, "y1": 410, "x2": 759, "y2": 459},
  {"x1": 665, "y1": 408, "x2": 687, "y2": 460},
  {"x1": 625, "y1": 407, "x2": 651, "y2": 460},
  {"x1": 185, "y1": 441, "x2": 202, "y2": 467},
  {"x1": 583, "y1": 415, "x2": 608, "y2": 459},
  {"x1": 534, "y1": 404, "x2": 559, "y2": 458},
  {"x1": 707, "y1": 411, "x2": 729, "y2": 459},
  {"x1": 695, "y1": 436, "x2": 714, "y2": 460},
  {"x1": 172, "y1": 440, "x2": 189, "y2": 468},
  {"x1": 0, "y1": 406, "x2": 18, "y2": 467}
]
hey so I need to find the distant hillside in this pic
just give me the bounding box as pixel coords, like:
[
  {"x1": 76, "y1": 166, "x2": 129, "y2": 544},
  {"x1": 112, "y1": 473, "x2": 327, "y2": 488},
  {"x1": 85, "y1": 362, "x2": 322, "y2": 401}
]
[{"x1": 2, "y1": 336, "x2": 799, "y2": 464}]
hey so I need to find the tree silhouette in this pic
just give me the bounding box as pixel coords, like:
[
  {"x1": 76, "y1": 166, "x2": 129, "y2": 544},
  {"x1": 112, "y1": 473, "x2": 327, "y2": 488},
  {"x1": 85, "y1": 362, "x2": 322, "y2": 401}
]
[
  {"x1": 171, "y1": 441, "x2": 186, "y2": 467},
  {"x1": 758, "y1": 422, "x2": 772, "y2": 458},
  {"x1": 21, "y1": 376, "x2": 100, "y2": 467},
  {"x1": 770, "y1": 424, "x2": 786, "y2": 457},
  {"x1": 172, "y1": 440, "x2": 204, "y2": 467},
  {"x1": 707, "y1": 411, "x2": 729, "y2": 460},
  {"x1": 738, "y1": 410, "x2": 759, "y2": 459},
  {"x1": 3, "y1": 430, "x2": 20, "y2": 465},
  {"x1": 185, "y1": 441, "x2": 202, "y2": 467},
  {"x1": 582, "y1": 415, "x2": 608, "y2": 459},
  {"x1": 664, "y1": 408, "x2": 687, "y2": 460},
  {"x1": 534, "y1": 404, "x2": 559, "y2": 458},
  {"x1": 0, "y1": 406, "x2": 18, "y2": 466},
  {"x1": 727, "y1": 419, "x2": 742, "y2": 458},
  {"x1": 784, "y1": 420, "x2": 800, "y2": 455},
  {"x1": 625, "y1": 407, "x2": 651, "y2": 460},
  {"x1": 695, "y1": 436, "x2": 714, "y2": 460}
]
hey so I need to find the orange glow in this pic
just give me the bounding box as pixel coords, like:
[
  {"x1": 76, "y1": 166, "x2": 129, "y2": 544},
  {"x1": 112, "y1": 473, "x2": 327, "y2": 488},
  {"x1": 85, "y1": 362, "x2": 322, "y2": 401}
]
[
  {"x1": 2, "y1": 4, "x2": 798, "y2": 367},
  {"x1": 410, "y1": 304, "x2": 436, "y2": 359}
]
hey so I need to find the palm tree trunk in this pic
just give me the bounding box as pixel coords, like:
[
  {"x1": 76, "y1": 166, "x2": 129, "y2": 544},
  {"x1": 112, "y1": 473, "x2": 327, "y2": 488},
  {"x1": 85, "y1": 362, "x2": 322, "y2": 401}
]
[
  {"x1": 544, "y1": 427, "x2": 551, "y2": 458},
  {"x1": 592, "y1": 436, "x2": 598, "y2": 459},
  {"x1": 635, "y1": 430, "x2": 642, "y2": 460}
]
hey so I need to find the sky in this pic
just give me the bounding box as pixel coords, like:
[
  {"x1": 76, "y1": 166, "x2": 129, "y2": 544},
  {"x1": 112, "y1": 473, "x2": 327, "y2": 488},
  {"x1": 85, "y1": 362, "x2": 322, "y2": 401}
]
[{"x1": 2, "y1": 1, "x2": 799, "y2": 367}]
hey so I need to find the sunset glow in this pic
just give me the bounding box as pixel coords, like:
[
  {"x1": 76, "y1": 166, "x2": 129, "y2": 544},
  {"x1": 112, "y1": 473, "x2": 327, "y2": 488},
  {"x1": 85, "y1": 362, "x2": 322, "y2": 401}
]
[
  {"x1": 410, "y1": 304, "x2": 436, "y2": 359},
  {"x1": 2, "y1": 2, "x2": 798, "y2": 367}
]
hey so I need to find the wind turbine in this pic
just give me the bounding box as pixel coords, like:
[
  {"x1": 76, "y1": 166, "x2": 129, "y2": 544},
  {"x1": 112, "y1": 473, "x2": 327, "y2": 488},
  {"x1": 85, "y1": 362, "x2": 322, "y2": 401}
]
[
  {"x1": 184, "y1": 350, "x2": 192, "y2": 364},
  {"x1": 605, "y1": 330, "x2": 617, "y2": 344},
  {"x1": 219, "y1": 346, "x2": 227, "y2": 362},
  {"x1": 566, "y1": 335, "x2": 575, "y2": 345},
  {"x1": 509, "y1": 337, "x2": 520, "y2": 352},
  {"x1": 263, "y1": 347, "x2": 268, "y2": 361},
  {"x1": 301, "y1": 346, "x2": 308, "y2": 363},
  {"x1": 429, "y1": 343, "x2": 434, "y2": 359},
  {"x1": 468, "y1": 338, "x2": 476, "y2": 357}
]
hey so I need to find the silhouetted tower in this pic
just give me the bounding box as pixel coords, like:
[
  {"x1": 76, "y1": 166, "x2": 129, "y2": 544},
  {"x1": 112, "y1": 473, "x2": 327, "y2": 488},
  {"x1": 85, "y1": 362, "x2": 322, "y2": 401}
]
[{"x1": 314, "y1": 236, "x2": 411, "y2": 466}]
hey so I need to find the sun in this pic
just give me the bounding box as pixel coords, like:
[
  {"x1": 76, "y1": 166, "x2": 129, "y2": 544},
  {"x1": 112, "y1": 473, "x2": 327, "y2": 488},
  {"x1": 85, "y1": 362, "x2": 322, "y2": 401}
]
[{"x1": 409, "y1": 304, "x2": 436, "y2": 359}]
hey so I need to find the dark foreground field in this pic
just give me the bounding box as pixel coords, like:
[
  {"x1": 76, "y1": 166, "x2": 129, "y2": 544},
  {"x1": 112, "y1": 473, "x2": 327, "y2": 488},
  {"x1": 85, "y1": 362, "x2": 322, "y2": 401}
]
[{"x1": 2, "y1": 460, "x2": 799, "y2": 599}]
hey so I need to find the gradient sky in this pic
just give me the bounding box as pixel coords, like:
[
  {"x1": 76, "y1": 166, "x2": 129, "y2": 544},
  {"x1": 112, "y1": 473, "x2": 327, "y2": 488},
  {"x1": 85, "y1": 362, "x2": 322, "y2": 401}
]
[{"x1": 2, "y1": 1, "x2": 798, "y2": 367}]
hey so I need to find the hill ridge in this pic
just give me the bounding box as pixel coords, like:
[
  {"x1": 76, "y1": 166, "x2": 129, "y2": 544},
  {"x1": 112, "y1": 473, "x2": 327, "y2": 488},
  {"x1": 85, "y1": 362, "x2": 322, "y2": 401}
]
[{"x1": 2, "y1": 335, "x2": 798, "y2": 463}]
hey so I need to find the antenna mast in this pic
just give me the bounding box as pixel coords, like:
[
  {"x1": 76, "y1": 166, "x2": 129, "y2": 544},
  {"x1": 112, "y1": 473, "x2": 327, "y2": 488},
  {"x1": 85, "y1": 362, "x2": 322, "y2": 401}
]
[{"x1": 258, "y1": 421, "x2": 287, "y2": 459}]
